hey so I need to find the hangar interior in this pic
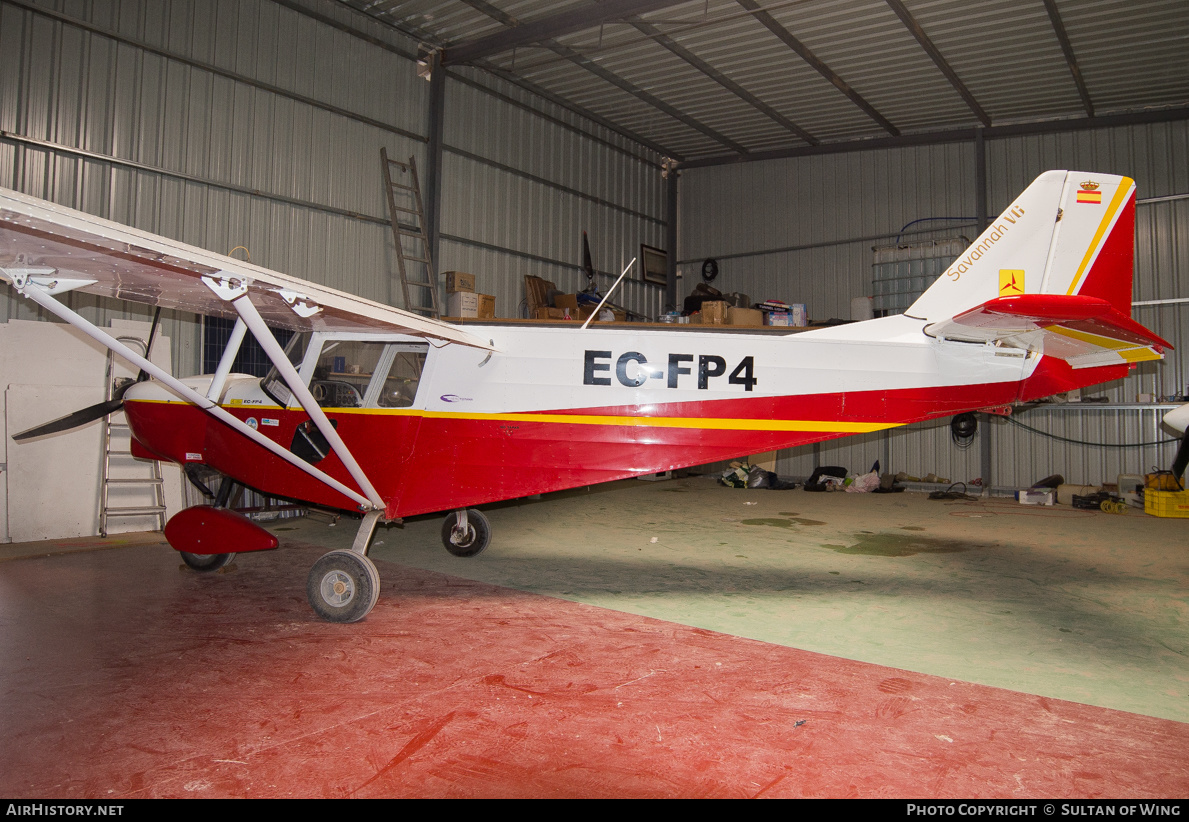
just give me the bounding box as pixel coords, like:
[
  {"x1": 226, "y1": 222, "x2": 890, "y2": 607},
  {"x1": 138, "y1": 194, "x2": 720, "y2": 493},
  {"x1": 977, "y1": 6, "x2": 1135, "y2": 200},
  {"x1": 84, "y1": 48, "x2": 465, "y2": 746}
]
[{"x1": 1, "y1": 0, "x2": 1188, "y2": 799}]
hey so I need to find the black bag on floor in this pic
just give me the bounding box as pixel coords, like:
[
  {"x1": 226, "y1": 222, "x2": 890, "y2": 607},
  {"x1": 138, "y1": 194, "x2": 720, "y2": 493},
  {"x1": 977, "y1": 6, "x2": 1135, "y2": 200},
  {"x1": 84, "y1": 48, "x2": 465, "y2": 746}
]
[{"x1": 804, "y1": 465, "x2": 847, "y2": 492}]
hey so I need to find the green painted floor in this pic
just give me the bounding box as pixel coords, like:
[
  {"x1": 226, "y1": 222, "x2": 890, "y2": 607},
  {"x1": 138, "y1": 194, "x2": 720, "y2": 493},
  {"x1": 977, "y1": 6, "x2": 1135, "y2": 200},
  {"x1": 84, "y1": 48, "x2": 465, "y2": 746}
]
[{"x1": 276, "y1": 476, "x2": 1189, "y2": 724}]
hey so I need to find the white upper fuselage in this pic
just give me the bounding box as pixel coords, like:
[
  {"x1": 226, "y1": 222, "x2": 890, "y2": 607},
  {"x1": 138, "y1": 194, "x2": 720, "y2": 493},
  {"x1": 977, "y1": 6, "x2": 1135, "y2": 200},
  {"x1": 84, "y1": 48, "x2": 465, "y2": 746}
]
[
  {"x1": 412, "y1": 315, "x2": 1036, "y2": 415},
  {"x1": 170, "y1": 315, "x2": 1038, "y2": 417}
]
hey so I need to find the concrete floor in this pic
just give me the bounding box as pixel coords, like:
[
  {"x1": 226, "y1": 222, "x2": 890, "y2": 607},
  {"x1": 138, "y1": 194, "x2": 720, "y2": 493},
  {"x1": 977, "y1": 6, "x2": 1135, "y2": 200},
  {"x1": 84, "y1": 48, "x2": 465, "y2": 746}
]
[
  {"x1": 367, "y1": 478, "x2": 1189, "y2": 723},
  {"x1": 1, "y1": 476, "x2": 1187, "y2": 798}
]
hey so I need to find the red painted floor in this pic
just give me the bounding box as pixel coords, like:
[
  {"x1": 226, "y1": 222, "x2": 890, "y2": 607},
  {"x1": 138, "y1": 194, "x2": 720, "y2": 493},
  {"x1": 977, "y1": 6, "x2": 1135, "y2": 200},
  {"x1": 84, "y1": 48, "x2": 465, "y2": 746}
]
[{"x1": 1, "y1": 537, "x2": 1187, "y2": 798}]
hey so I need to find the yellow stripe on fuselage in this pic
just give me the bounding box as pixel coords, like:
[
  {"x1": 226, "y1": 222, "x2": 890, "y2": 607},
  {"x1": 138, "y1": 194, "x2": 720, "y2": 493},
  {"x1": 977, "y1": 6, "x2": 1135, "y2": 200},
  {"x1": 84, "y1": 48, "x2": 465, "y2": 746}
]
[
  {"x1": 132, "y1": 398, "x2": 898, "y2": 434},
  {"x1": 412, "y1": 409, "x2": 896, "y2": 434}
]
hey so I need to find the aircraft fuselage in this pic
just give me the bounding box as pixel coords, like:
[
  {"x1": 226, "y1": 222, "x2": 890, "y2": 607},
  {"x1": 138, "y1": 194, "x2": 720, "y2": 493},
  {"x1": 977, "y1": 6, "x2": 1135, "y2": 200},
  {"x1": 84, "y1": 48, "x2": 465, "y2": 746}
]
[{"x1": 123, "y1": 316, "x2": 1127, "y2": 518}]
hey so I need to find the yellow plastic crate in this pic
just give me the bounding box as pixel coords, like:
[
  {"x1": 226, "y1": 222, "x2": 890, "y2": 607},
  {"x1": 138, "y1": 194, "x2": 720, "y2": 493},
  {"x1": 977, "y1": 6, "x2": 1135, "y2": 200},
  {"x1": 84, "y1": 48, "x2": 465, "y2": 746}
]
[{"x1": 1145, "y1": 488, "x2": 1189, "y2": 518}]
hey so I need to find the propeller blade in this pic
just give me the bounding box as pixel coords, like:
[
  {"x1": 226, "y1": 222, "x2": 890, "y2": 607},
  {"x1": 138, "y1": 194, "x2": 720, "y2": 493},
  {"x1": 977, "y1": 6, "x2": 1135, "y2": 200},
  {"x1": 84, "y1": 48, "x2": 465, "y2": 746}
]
[
  {"x1": 11, "y1": 398, "x2": 125, "y2": 442},
  {"x1": 11, "y1": 311, "x2": 161, "y2": 442},
  {"x1": 1172, "y1": 432, "x2": 1189, "y2": 486},
  {"x1": 582, "y1": 231, "x2": 595, "y2": 282}
]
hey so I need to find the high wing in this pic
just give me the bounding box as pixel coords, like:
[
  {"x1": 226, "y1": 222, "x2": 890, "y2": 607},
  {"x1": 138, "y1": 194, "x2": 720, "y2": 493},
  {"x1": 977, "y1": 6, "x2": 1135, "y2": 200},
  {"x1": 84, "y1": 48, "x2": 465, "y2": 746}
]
[
  {"x1": 0, "y1": 186, "x2": 491, "y2": 350},
  {"x1": 0, "y1": 184, "x2": 491, "y2": 519},
  {"x1": 923, "y1": 294, "x2": 1172, "y2": 369}
]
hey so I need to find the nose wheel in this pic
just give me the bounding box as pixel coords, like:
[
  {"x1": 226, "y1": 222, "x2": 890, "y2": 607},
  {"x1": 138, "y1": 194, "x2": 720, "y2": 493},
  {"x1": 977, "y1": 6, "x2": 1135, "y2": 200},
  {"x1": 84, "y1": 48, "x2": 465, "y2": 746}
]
[
  {"x1": 307, "y1": 549, "x2": 380, "y2": 623},
  {"x1": 441, "y1": 508, "x2": 491, "y2": 557}
]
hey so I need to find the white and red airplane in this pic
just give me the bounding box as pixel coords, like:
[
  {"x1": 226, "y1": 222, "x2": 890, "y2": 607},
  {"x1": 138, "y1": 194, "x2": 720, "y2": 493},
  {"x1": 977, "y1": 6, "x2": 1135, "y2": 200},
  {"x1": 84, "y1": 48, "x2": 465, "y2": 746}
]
[{"x1": 0, "y1": 170, "x2": 1177, "y2": 622}]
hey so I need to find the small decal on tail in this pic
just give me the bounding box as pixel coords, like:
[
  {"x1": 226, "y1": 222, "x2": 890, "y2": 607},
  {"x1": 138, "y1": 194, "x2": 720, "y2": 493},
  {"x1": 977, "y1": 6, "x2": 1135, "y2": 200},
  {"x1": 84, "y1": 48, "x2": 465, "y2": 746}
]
[
  {"x1": 999, "y1": 269, "x2": 1025, "y2": 296},
  {"x1": 1076, "y1": 180, "x2": 1102, "y2": 205}
]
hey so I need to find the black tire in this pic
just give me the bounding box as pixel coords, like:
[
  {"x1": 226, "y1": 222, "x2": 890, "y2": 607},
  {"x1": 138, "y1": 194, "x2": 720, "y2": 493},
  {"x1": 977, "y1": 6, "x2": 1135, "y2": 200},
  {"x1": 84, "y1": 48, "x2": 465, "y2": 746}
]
[
  {"x1": 307, "y1": 550, "x2": 380, "y2": 623},
  {"x1": 180, "y1": 551, "x2": 236, "y2": 572},
  {"x1": 441, "y1": 509, "x2": 491, "y2": 557}
]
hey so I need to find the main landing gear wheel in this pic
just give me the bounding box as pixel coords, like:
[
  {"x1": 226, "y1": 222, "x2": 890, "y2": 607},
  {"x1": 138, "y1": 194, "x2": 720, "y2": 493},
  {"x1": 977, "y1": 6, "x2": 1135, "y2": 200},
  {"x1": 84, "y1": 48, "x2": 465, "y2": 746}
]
[
  {"x1": 441, "y1": 509, "x2": 491, "y2": 557},
  {"x1": 307, "y1": 550, "x2": 380, "y2": 623},
  {"x1": 180, "y1": 551, "x2": 236, "y2": 572}
]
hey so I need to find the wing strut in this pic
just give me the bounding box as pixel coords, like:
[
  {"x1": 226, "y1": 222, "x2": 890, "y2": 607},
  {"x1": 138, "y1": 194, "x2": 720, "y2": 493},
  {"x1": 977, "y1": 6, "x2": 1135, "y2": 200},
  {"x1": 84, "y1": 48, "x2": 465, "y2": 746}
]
[
  {"x1": 205, "y1": 274, "x2": 385, "y2": 509},
  {"x1": 206, "y1": 317, "x2": 247, "y2": 401},
  {"x1": 5, "y1": 268, "x2": 380, "y2": 512}
]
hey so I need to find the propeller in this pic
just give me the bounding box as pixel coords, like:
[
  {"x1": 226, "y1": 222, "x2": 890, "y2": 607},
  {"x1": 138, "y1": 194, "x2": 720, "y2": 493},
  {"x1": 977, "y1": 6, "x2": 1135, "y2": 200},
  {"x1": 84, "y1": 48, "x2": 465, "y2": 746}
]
[
  {"x1": 582, "y1": 230, "x2": 596, "y2": 290},
  {"x1": 577, "y1": 229, "x2": 650, "y2": 321},
  {"x1": 1172, "y1": 432, "x2": 1189, "y2": 488},
  {"x1": 12, "y1": 308, "x2": 162, "y2": 442},
  {"x1": 1163, "y1": 403, "x2": 1189, "y2": 488}
]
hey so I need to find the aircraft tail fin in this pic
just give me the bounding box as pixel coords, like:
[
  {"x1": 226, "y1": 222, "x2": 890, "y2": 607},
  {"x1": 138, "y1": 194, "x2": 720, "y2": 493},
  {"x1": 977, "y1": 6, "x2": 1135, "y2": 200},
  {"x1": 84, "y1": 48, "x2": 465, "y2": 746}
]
[{"x1": 913, "y1": 170, "x2": 1171, "y2": 368}]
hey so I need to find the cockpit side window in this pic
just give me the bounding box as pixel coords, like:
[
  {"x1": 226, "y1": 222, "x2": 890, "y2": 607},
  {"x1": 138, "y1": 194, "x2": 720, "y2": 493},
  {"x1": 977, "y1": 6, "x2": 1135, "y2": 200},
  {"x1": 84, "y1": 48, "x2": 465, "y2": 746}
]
[
  {"x1": 374, "y1": 346, "x2": 427, "y2": 408},
  {"x1": 308, "y1": 341, "x2": 429, "y2": 409}
]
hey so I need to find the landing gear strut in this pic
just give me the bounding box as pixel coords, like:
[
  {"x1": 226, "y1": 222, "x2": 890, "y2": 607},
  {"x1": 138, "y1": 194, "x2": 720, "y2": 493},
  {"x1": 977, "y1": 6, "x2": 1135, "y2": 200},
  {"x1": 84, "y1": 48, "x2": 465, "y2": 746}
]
[{"x1": 172, "y1": 470, "x2": 241, "y2": 572}]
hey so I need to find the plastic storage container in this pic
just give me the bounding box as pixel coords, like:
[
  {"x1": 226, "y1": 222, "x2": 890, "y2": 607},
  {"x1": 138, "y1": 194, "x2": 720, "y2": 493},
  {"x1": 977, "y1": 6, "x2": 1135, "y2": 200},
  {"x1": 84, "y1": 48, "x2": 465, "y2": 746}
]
[{"x1": 1144, "y1": 489, "x2": 1189, "y2": 518}]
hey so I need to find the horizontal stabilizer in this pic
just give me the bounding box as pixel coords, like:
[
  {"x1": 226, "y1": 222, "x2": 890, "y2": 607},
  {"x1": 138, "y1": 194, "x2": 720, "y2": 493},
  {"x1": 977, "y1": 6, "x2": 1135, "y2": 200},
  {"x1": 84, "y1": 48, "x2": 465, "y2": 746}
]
[{"x1": 924, "y1": 294, "x2": 1172, "y2": 369}]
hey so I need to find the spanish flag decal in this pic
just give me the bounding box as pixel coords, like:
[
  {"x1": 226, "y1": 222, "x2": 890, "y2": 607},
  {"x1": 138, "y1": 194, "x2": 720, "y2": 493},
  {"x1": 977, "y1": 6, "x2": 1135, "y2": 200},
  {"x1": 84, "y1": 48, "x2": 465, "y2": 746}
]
[{"x1": 1076, "y1": 180, "x2": 1102, "y2": 204}]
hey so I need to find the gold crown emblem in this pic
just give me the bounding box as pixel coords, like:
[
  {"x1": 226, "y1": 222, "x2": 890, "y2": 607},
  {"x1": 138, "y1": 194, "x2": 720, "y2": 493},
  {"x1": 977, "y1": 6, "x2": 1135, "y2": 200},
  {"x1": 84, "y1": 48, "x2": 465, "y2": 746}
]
[{"x1": 1080, "y1": 180, "x2": 1100, "y2": 191}]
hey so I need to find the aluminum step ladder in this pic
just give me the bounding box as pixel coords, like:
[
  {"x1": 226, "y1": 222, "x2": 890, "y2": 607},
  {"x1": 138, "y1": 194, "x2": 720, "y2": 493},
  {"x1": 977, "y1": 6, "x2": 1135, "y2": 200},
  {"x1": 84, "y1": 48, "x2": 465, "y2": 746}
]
[
  {"x1": 99, "y1": 337, "x2": 167, "y2": 537},
  {"x1": 381, "y1": 148, "x2": 440, "y2": 319}
]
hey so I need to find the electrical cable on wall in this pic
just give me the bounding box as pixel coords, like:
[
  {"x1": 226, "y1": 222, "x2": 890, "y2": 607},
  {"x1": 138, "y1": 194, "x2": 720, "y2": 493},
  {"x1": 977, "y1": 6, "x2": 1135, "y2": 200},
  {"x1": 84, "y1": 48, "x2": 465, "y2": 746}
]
[
  {"x1": 950, "y1": 412, "x2": 977, "y2": 448},
  {"x1": 1004, "y1": 415, "x2": 1180, "y2": 448}
]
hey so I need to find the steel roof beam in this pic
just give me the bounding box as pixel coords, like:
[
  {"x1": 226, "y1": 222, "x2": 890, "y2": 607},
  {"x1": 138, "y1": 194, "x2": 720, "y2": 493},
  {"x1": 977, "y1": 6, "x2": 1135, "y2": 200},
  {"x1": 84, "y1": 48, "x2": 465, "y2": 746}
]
[
  {"x1": 457, "y1": 0, "x2": 746, "y2": 155},
  {"x1": 677, "y1": 106, "x2": 1189, "y2": 169},
  {"x1": 629, "y1": 17, "x2": 819, "y2": 146},
  {"x1": 545, "y1": 42, "x2": 751, "y2": 155},
  {"x1": 441, "y1": 0, "x2": 688, "y2": 65},
  {"x1": 1042, "y1": 0, "x2": 1095, "y2": 118},
  {"x1": 456, "y1": 67, "x2": 681, "y2": 161},
  {"x1": 884, "y1": 0, "x2": 991, "y2": 127},
  {"x1": 735, "y1": 0, "x2": 900, "y2": 136}
]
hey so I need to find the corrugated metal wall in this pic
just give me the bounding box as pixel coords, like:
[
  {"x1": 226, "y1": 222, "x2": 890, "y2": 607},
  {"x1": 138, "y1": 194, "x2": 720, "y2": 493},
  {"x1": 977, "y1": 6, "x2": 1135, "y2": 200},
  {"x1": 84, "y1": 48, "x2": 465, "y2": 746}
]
[
  {"x1": 1, "y1": 0, "x2": 1182, "y2": 490},
  {"x1": 679, "y1": 121, "x2": 1189, "y2": 487},
  {"x1": 0, "y1": 0, "x2": 668, "y2": 378},
  {"x1": 680, "y1": 142, "x2": 977, "y2": 321},
  {"x1": 439, "y1": 67, "x2": 667, "y2": 319}
]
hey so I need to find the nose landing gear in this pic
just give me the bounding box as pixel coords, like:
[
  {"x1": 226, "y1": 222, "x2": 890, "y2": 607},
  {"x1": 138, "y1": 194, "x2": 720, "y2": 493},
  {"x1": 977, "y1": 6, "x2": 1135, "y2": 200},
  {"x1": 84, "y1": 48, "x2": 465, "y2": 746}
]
[{"x1": 441, "y1": 508, "x2": 491, "y2": 557}]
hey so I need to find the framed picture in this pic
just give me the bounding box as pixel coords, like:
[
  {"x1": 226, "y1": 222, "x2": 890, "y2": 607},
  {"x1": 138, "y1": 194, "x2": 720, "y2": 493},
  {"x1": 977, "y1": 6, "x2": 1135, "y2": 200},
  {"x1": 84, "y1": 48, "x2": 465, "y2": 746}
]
[{"x1": 640, "y1": 244, "x2": 668, "y2": 285}]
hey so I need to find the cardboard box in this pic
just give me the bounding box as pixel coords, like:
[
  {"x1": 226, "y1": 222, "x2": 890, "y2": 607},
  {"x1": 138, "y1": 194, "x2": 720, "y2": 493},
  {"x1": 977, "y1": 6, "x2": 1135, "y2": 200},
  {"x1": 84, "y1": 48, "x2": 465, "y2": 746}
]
[
  {"x1": 533, "y1": 306, "x2": 568, "y2": 320},
  {"x1": 766, "y1": 312, "x2": 792, "y2": 326},
  {"x1": 727, "y1": 306, "x2": 763, "y2": 326},
  {"x1": 444, "y1": 271, "x2": 476, "y2": 293},
  {"x1": 700, "y1": 300, "x2": 728, "y2": 325},
  {"x1": 446, "y1": 291, "x2": 478, "y2": 317},
  {"x1": 1146, "y1": 472, "x2": 1182, "y2": 491},
  {"x1": 550, "y1": 294, "x2": 625, "y2": 322},
  {"x1": 554, "y1": 293, "x2": 580, "y2": 311},
  {"x1": 477, "y1": 294, "x2": 495, "y2": 319}
]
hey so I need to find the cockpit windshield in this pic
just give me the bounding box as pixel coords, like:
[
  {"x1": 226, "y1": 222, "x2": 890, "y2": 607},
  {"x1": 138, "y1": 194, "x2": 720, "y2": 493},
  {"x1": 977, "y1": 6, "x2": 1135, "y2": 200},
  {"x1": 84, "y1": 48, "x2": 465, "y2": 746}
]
[{"x1": 260, "y1": 332, "x2": 309, "y2": 407}]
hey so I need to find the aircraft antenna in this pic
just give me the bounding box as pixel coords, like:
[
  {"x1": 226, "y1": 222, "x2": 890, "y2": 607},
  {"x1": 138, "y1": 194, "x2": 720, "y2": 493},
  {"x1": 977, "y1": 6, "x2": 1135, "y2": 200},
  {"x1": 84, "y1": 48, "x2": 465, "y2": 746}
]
[{"x1": 580, "y1": 257, "x2": 636, "y2": 330}]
